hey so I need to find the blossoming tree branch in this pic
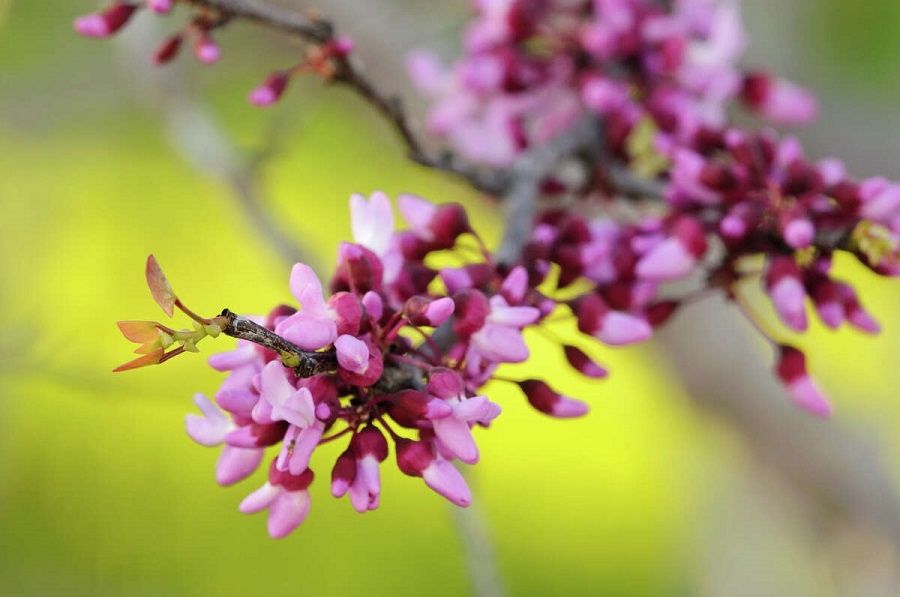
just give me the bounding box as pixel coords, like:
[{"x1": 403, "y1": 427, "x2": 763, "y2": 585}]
[{"x1": 79, "y1": 0, "x2": 900, "y2": 538}]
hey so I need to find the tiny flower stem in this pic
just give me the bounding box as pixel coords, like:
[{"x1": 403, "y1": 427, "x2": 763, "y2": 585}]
[
  {"x1": 388, "y1": 353, "x2": 435, "y2": 371},
  {"x1": 731, "y1": 285, "x2": 779, "y2": 347},
  {"x1": 175, "y1": 298, "x2": 213, "y2": 325},
  {"x1": 318, "y1": 426, "x2": 353, "y2": 445}
]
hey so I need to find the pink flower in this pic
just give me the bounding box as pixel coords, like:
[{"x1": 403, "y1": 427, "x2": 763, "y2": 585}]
[
  {"x1": 764, "y1": 256, "x2": 809, "y2": 332},
  {"x1": 467, "y1": 295, "x2": 540, "y2": 364},
  {"x1": 395, "y1": 438, "x2": 472, "y2": 506},
  {"x1": 518, "y1": 379, "x2": 589, "y2": 418},
  {"x1": 347, "y1": 427, "x2": 389, "y2": 513},
  {"x1": 350, "y1": 191, "x2": 395, "y2": 255},
  {"x1": 275, "y1": 263, "x2": 338, "y2": 350},
  {"x1": 74, "y1": 3, "x2": 138, "y2": 38},
  {"x1": 240, "y1": 462, "x2": 314, "y2": 539},
  {"x1": 427, "y1": 370, "x2": 501, "y2": 464}
]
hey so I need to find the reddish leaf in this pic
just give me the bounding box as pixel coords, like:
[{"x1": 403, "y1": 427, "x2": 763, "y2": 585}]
[
  {"x1": 117, "y1": 320, "x2": 160, "y2": 343},
  {"x1": 113, "y1": 348, "x2": 165, "y2": 372},
  {"x1": 146, "y1": 254, "x2": 177, "y2": 317}
]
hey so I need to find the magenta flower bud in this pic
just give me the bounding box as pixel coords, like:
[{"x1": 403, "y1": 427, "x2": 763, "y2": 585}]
[
  {"x1": 643, "y1": 300, "x2": 680, "y2": 327},
  {"x1": 249, "y1": 71, "x2": 291, "y2": 106},
  {"x1": 404, "y1": 296, "x2": 455, "y2": 327},
  {"x1": 331, "y1": 448, "x2": 356, "y2": 498},
  {"x1": 581, "y1": 76, "x2": 628, "y2": 115},
  {"x1": 562, "y1": 345, "x2": 608, "y2": 379},
  {"x1": 764, "y1": 256, "x2": 808, "y2": 332},
  {"x1": 859, "y1": 177, "x2": 900, "y2": 224},
  {"x1": 327, "y1": 36, "x2": 355, "y2": 57},
  {"x1": 426, "y1": 368, "x2": 465, "y2": 400},
  {"x1": 720, "y1": 202, "x2": 761, "y2": 241},
  {"x1": 395, "y1": 439, "x2": 472, "y2": 506},
  {"x1": 335, "y1": 242, "x2": 384, "y2": 294},
  {"x1": 147, "y1": 0, "x2": 173, "y2": 14},
  {"x1": 810, "y1": 279, "x2": 845, "y2": 329},
  {"x1": 327, "y1": 292, "x2": 363, "y2": 336},
  {"x1": 500, "y1": 266, "x2": 529, "y2": 303},
  {"x1": 451, "y1": 289, "x2": 490, "y2": 338},
  {"x1": 775, "y1": 346, "x2": 832, "y2": 417},
  {"x1": 348, "y1": 427, "x2": 389, "y2": 512},
  {"x1": 391, "y1": 389, "x2": 453, "y2": 423},
  {"x1": 779, "y1": 207, "x2": 815, "y2": 249},
  {"x1": 395, "y1": 438, "x2": 433, "y2": 477},
  {"x1": 224, "y1": 422, "x2": 288, "y2": 448},
  {"x1": 193, "y1": 33, "x2": 220, "y2": 64},
  {"x1": 836, "y1": 283, "x2": 880, "y2": 333},
  {"x1": 335, "y1": 335, "x2": 370, "y2": 374},
  {"x1": 153, "y1": 34, "x2": 183, "y2": 65},
  {"x1": 742, "y1": 72, "x2": 818, "y2": 125},
  {"x1": 636, "y1": 217, "x2": 707, "y2": 281},
  {"x1": 573, "y1": 293, "x2": 652, "y2": 346},
  {"x1": 517, "y1": 379, "x2": 589, "y2": 418},
  {"x1": 336, "y1": 338, "x2": 383, "y2": 387},
  {"x1": 398, "y1": 194, "x2": 470, "y2": 247},
  {"x1": 240, "y1": 461, "x2": 314, "y2": 539},
  {"x1": 362, "y1": 291, "x2": 384, "y2": 322},
  {"x1": 74, "y1": 3, "x2": 138, "y2": 38}
]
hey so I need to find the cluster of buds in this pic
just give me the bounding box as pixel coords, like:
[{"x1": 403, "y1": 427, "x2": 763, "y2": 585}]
[
  {"x1": 408, "y1": 0, "x2": 900, "y2": 415},
  {"x1": 75, "y1": 1, "x2": 222, "y2": 64},
  {"x1": 74, "y1": 1, "x2": 353, "y2": 99},
  {"x1": 120, "y1": 193, "x2": 610, "y2": 538}
]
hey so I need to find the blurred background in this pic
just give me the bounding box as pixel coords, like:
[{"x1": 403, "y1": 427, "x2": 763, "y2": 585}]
[{"x1": 3, "y1": 1, "x2": 900, "y2": 595}]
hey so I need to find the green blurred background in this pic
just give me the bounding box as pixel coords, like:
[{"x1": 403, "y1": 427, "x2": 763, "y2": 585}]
[{"x1": 3, "y1": 1, "x2": 900, "y2": 595}]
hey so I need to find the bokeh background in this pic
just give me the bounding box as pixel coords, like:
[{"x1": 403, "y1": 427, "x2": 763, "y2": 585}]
[{"x1": 3, "y1": 1, "x2": 900, "y2": 595}]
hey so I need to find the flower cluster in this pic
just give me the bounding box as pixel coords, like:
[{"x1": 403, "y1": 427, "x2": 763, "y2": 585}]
[
  {"x1": 408, "y1": 0, "x2": 817, "y2": 168},
  {"x1": 119, "y1": 193, "x2": 613, "y2": 538},
  {"x1": 74, "y1": 1, "x2": 353, "y2": 102},
  {"x1": 408, "y1": 0, "x2": 900, "y2": 416}
]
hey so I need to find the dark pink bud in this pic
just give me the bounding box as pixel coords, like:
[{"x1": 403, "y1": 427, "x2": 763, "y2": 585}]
[
  {"x1": 193, "y1": 31, "x2": 220, "y2": 64},
  {"x1": 331, "y1": 448, "x2": 356, "y2": 497},
  {"x1": 742, "y1": 72, "x2": 818, "y2": 125},
  {"x1": 720, "y1": 202, "x2": 761, "y2": 242},
  {"x1": 517, "y1": 379, "x2": 589, "y2": 418},
  {"x1": 636, "y1": 216, "x2": 707, "y2": 281},
  {"x1": 249, "y1": 71, "x2": 291, "y2": 106},
  {"x1": 153, "y1": 34, "x2": 183, "y2": 65},
  {"x1": 147, "y1": 0, "x2": 173, "y2": 14},
  {"x1": 562, "y1": 345, "x2": 607, "y2": 379},
  {"x1": 426, "y1": 368, "x2": 465, "y2": 400},
  {"x1": 810, "y1": 278, "x2": 844, "y2": 329},
  {"x1": 764, "y1": 256, "x2": 808, "y2": 332},
  {"x1": 836, "y1": 283, "x2": 880, "y2": 333},
  {"x1": 775, "y1": 346, "x2": 832, "y2": 417},
  {"x1": 451, "y1": 290, "x2": 490, "y2": 338},
  {"x1": 270, "y1": 461, "x2": 315, "y2": 492},
  {"x1": 404, "y1": 296, "x2": 455, "y2": 327},
  {"x1": 395, "y1": 438, "x2": 434, "y2": 477},
  {"x1": 388, "y1": 390, "x2": 450, "y2": 428},
  {"x1": 643, "y1": 300, "x2": 680, "y2": 327},
  {"x1": 572, "y1": 293, "x2": 652, "y2": 346},
  {"x1": 351, "y1": 427, "x2": 389, "y2": 462},
  {"x1": 327, "y1": 292, "x2": 363, "y2": 336},
  {"x1": 74, "y1": 3, "x2": 138, "y2": 38},
  {"x1": 336, "y1": 339, "x2": 383, "y2": 387},
  {"x1": 779, "y1": 206, "x2": 814, "y2": 249},
  {"x1": 334, "y1": 242, "x2": 384, "y2": 294},
  {"x1": 225, "y1": 421, "x2": 289, "y2": 448},
  {"x1": 431, "y1": 203, "x2": 472, "y2": 248}
]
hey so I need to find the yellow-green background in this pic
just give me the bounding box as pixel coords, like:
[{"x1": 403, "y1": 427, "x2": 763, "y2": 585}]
[{"x1": 3, "y1": 1, "x2": 900, "y2": 595}]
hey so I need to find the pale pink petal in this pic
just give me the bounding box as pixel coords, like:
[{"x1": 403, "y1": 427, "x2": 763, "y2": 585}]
[
  {"x1": 267, "y1": 490, "x2": 311, "y2": 539},
  {"x1": 786, "y1": 377, "x2": 833, "y2": 418},
  {"x1": 239, "y1": 482, "x2": 279, "y2": 514},
  {"x1": 433, "y1": 416, "x2": 479, "y2": 464},
  {"x1": 398, "y1": 194, "x2": 437, "y2": 241},
  {"x1": 350, "y1": 191, "x2": 395, "y2": 255},
  {"x1": 276, "y1": 313, "x2": 338, "y2": 351},
  {"x1": 288, "y1": 421, "x2": 325, "y2": 475},
  {"x1": 423, "y1": 459, "x2": 472, "y2": 507},
  {"x1": 487, "y1": 296, "x2": 540, "y2": 326},
  {"x1": 595, "y1": 312, "x2": 653, "y2": 346},
  {"x1": 471, "y1": 324, "x2": 530, "y2": 363},
  {"x1": 185, "y1": 393, "x2": 233, "y2": 447},
  {"x1": 216, "y1": 446, "x2": 264, "y2": 486},
  {"x1": 335, "y1": 335, "x2": 369, "y2": 374},
  {"x1": 770, "y1": 277, "x2": 808, "y2": 331},
  {"x1": 549, "y1": 396, "x2": 590, "y2": 418},
  {"x1": 288, "y1": 263, "x2": 327, "y2": 311},
  {"x1": 636, "y1": 238, "x2": 696, "y2": 281}
]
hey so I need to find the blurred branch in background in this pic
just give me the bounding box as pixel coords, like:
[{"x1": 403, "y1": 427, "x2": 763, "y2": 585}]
[
  {"x1": 117, "y1": 17, "x2": 318, "y2": 269},
  {"x1": 658, "y1": 300, "x2": 900, "y2": 594}
]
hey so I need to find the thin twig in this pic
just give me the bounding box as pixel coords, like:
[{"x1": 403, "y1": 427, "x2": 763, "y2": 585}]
[{"x1": 495, "y1": 113, "x2": 603, "y2": 264}]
